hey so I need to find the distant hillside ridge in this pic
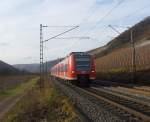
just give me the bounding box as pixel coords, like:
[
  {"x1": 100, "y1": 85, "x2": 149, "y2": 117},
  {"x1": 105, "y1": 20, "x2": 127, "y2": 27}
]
[
  {"x1": 88, "y1": 16, "x2": 150, "y2": 58},
  {"x1": 14, "y1": 63, "x2": 40, "y2": 73},
  {"x1": 14, "y1": 58, "x2": 62, "y2": 73},
  {"x1": 0, "y1": 60, "x2": 21, "y2": 75}
]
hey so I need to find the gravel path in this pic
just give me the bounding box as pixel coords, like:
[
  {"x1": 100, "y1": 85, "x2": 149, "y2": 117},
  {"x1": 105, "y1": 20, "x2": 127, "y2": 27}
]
[
  {"x1": 52, "y1": 80, "x2": 124, "y2": 122},
  {"x1": 0, "y1": 93, "x2": 26, "y2": 120}
]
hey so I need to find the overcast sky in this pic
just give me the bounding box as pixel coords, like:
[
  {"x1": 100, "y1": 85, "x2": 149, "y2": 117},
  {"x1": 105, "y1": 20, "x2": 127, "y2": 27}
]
[{"x1": 0, "y1": 0, "x2": 150, "y2": 64}]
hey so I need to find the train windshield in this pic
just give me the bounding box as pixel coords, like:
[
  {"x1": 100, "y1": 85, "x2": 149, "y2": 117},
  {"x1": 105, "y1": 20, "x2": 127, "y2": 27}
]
[{"x1": 75, "y1": 55, "x2": 90, "y2": 71}]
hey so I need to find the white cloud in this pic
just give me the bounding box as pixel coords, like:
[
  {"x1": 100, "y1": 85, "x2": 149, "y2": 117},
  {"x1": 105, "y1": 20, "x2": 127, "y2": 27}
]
[{"x1": 0, "y1": 0, "x2": 149, "y2": 64}]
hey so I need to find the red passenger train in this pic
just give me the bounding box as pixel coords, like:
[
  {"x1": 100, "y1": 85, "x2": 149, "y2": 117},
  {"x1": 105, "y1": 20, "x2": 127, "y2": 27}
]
[{"x1": 51, "y1": 52, "x2": 96, "y2": 86}]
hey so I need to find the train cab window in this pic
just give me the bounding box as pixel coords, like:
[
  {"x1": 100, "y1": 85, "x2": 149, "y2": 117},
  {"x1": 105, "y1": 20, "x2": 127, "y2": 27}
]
[{"x1": 75, "y1": 55, "x2": 90, "y2": 71}]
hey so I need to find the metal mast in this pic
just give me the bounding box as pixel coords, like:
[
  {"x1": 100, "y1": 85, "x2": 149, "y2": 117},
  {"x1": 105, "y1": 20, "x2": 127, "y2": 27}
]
[
  {"x1": 40, "y1": 24, "x2": 44, "y2": 88},
  {"x1": 130, "y1": 29, "x2": 136, "y2": 83},
  {"x1": 108, "y1": 25, "x2": 136, "y2": 83}
]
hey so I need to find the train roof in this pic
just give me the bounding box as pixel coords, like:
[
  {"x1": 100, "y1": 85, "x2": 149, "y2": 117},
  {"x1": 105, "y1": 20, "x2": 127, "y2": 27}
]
[{"x1": 69, "y1": 52, "x2": 90, "y2": 56}]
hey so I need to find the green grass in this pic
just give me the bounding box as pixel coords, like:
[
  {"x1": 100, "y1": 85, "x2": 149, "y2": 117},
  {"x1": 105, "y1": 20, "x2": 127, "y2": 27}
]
[
  {"x1": 0, "y1": 77, "x2": 38, "y2": 98},
  {"x1": 1, "y1": 79, "x2": 79, "y2": 122}
]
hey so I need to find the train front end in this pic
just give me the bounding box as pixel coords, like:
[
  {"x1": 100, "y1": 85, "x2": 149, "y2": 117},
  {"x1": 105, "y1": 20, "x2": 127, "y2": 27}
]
[{"x1": 71, "y1": 52, "x2": 96, "y2": 86}]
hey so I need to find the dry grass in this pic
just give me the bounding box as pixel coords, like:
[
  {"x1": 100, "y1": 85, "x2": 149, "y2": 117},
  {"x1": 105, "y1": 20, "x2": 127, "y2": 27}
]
[
  {"x1": 0, "y1": 75, "x2": 36, "y2": 93},
  {"x1": 96, "y1": 43, "x2": 150, "y2": 82},
  {"x1": 96, "y1": 44, "x2": 150, "y2": 73},
  {"x1": 2, "y1": 79, "x2": 79, "y2": 122}
]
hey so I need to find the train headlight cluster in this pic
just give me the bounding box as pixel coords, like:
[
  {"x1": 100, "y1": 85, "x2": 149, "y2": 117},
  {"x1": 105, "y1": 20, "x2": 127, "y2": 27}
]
[{"x1": 71, "y1": 71, "x2": 75, "y2": 74}]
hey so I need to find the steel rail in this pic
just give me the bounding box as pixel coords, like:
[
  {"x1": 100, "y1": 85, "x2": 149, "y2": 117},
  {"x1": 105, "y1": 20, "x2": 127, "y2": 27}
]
[
  {"x1": 83, "y1": 88, "x2": 150, "y2": 122},
  {"x1": 93, "y1": 80, "x2": 150, "y2": 94},
  {"x1": 113, "y1": 86, "x2": 150, "y2": 96},
  {"x1": 91, "y1": 87, "x2": 150, "y2": 106}
]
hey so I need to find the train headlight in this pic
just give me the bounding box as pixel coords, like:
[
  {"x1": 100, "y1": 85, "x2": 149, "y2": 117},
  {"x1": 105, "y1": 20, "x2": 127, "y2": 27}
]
[
  {"x1": 91, "y1": 70, "x2": 95, "y2": 73},
  {"x1": 71, "y1": 71, "x2": 75, "y2": 74}
]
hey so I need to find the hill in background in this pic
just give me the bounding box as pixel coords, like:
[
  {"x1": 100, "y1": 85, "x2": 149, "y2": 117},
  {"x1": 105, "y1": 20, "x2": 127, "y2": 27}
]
[
  {"x1": 13, "y1": 59, "x2": 62, "y2": 73},
  {"x1": 0, "y1": 60, "x2": 22, "y2": 76},
  {"x1": 88, "y1": 16, "x2": 150, "y2": 58},
  {"x1": 14, "y1": 64, "x2": 40, "y2": 73},
  {"x1": 89, "y1": 16, "x2": 150, "y2": 82}
]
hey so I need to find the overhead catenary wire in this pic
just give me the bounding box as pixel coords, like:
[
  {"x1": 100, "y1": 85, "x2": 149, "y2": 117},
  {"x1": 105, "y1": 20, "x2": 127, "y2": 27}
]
[
  {"x1": 43, "y1": 26, "x2": 78, "y2": 28},
  {"x1": 123, "y1": 3, "x2": 150, "y2": 19},
  {"x1": 69, "y1": 0, "x2": 125, "y2": 51},
  {"x1": 108, "y1": 25, "x2": 121, "y2": 34},
  {"x1": 69, "y1": 0, "x2": 149, "y2": 55},
  {"x1": 77, "y1": 0, "x2": 100, "y2": 26},
  {"x1": 79, "y1": 0, "x2": 150, "y2": 47},
  {"x1": 82, "y1": 0, "x2": 125, "y2": 35},
  {"x1": 68, "y1": 0, "x2": 100, "y2": 47},
  {"x1": 43, "y1": 26, "x2": 79, "y2": 42},
  {"x1": 44, "y1": 37, "x2": 90, "y2": 40},
  {"x1": 78, "y1": 0, "x2": 150, "y2": 42}
]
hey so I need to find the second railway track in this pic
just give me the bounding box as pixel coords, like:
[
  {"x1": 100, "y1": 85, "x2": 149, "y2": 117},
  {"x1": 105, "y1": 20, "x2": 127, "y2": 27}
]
[
  {"x1": 68, "y1": 82, "x2": 150, "y2": 122},
  {"x1": 83, "y1": 87, "x2": 150, "y2": 122},
  {"x1": 93, "y1": 80, "x2": 150, "y2": 96}
]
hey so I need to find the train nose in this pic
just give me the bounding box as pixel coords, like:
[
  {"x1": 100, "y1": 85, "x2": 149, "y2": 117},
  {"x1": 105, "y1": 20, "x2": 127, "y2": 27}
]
[
  {"x1": 78, "y1": 74, "x2": 89, "y2": 80},
  {"x1": 81, "y1": 71, "x2": 87, "y2": 74}
]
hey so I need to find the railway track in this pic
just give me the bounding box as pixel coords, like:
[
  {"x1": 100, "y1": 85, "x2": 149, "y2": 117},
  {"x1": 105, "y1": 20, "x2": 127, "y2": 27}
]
[
  {"x1": 93, "y1": 80, "x2": 150, "y2": 95},
  {"x1": 101, "y1": 86, "x2": 150, "y2": 105},
  {"x1": 82, "y1": 87, "x2": 150, "y2": 122},
  {"x1": 111, "y1": 86, "x2": 150, "y2": 97},
  {"x1": 67, "y1": 83, "x2": 150, "y2": 121},
  {"x1": 134, "y1": 86, "x2": 150, "y2": 93}
]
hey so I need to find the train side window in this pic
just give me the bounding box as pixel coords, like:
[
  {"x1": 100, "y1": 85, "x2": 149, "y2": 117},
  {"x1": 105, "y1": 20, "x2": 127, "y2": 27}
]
[
  {"x1": 63, "y1": 65, "x2": 65, "y2": 72},
  {"x1": 65, "y1": 64, "x2": 68, "y2": 71},
  {"x1": 60, "y1": 64, "x2": 64, "y2": 72},
  {"x1": 66, "y1": 64, "x2": 68, "y2": 71},
  {"x1": 60, "y1": 65, "x2": 62, "y2": 72},
  {"x1": 64, "y1": 65, "x2": 66, "y2": 72},
  {"x1": 64, "y1": 65, "x2": 66, "y2": 71}
]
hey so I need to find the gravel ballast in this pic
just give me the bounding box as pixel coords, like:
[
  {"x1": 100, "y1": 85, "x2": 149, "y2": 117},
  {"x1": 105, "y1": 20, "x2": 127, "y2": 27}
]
[{"x1": 52, "y1": 79, "x2": 125, "y2": 122}]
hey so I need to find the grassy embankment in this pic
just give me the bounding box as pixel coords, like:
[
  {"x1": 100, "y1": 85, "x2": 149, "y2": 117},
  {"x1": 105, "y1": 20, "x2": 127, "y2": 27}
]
[
  {"x1": 0, "y1": 77, "x2": 37, "y2": 98},
  {"x1": 0, "y1": 75, "x2": 37, "y2": 100},
  {"x1": 2, "y1": 78, "x2": 79, "y2": 122}
]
